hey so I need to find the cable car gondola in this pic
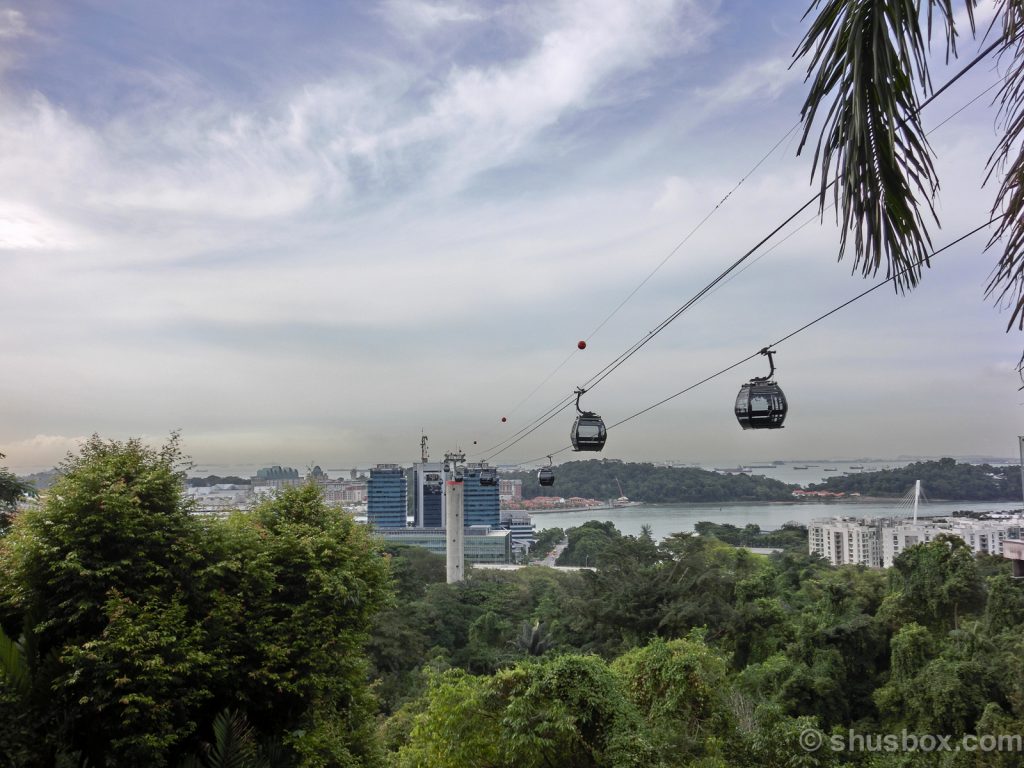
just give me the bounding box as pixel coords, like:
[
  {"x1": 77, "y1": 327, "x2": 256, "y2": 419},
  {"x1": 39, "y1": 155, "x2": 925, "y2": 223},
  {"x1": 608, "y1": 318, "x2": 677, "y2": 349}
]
[
  {"x1": 570, "y1": 388, "x2": 607, "y2": 451},
  {"x1": 538, "y1": 456, "x2": 555, "y2": 487},
  {"x1": 479, "y1": 466, "x2": 498, "y2": 486},
  {"x1": 735, "y1": 348, "x2": 788, "y2": 430}
]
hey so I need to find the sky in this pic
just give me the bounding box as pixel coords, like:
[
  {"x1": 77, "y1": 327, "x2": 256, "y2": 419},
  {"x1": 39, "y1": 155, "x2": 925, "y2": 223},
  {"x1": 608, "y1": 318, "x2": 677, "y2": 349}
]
[{"x1": 1, "y1": 0, "x2": 1021, "y2": 472}]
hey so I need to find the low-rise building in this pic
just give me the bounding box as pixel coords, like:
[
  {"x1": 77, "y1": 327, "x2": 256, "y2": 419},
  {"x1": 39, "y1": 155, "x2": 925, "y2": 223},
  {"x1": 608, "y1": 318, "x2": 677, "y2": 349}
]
[
  {"x1": 186, "y1": 484, "x2": 253, "y2": 516},
  {"x1": 499, "y1": 478, "x2": 522, "y2": 502},
  {"x1": 376, "y1": 526, "x2": 512, "y2": 564},
  {"x1": 499, "y1": 509, "x2": 535, "y2": 554}
]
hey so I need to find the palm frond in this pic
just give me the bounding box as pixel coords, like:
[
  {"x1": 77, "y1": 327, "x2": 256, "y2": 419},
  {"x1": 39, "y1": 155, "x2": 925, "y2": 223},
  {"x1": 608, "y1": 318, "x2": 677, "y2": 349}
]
[
  {"x1": 986, "y1": 1, "x2": 1024, "y2": 332},
  {"x1": 0, "y1": 625, "x2": 30, "y2": 698},
  {"x1": 794, "y1": 0, "x2": 973, "y2": 290},
  {"x1": 208, "y1": 709, "x2": 258, "y2": 768}
]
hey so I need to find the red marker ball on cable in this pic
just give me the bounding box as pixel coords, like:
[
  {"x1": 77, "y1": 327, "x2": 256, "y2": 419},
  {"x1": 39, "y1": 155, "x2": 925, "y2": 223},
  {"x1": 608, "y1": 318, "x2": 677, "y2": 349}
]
[
  {"x1": 501, "y1": 417, "x2": 507, "y2": 423},
  {"x1": 577, "y1": 340, "x2": 587, "y2": 350}
]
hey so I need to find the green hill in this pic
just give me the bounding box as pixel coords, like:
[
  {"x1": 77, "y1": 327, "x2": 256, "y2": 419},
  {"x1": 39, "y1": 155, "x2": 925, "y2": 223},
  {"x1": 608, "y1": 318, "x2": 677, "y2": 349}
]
[
  {"x1": 807, "y1": 458, "x2": 1022, "y2": 501},
  {"x1": 503, "y1": 459, "x2": 796, "y2": 503}
]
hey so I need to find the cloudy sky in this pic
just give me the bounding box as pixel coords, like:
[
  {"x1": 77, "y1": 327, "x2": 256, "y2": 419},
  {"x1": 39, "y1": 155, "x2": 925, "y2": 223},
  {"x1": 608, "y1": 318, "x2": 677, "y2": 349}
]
[{"x1": 1, "y1": 0, "x2": 1020, "y2": 472}]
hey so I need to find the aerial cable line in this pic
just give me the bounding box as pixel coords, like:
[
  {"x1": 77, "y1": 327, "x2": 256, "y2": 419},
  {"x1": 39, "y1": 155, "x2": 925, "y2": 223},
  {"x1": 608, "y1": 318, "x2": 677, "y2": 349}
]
[
  {"x1": 576, "y1": 42, "x2": 1006, "y2": 397},
  {"x1": 474, "y1": 124, "x2": 801, "y2": 456},
  {"x1": 705, "y1": 76, "x2": 1008, "y2": 303},
  {"x1": 477, "y1": 42, "x2": 1003, "y2": 462},
  {"x1": 499, "y1": 217, "x2": 999, "y2": 467},
  {"x1": 481, "y1": 173, "x2": 825, "y2": 462}
]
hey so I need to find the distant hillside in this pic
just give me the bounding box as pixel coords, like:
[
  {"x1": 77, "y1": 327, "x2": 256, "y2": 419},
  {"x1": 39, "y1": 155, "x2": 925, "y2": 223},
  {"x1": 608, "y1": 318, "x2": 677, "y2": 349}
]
[
  {"x1": 807, "y1": 458, "x2": 1022, "y2": 501},
  {"x1": 503, "y1": 459, "x2": 796, "y2": 503}
]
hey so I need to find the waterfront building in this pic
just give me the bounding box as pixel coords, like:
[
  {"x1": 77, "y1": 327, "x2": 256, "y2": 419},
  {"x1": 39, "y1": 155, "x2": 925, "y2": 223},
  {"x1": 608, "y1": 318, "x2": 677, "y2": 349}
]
[
  {"x1": 376, "y1": 526, "x2": 511, "y2": 564},
  {"x1": 367, "y1": 464, "x2": 407, "y2": 528},
  {"x1": 253, "y1": 465, "x2": 302, "y2": 489},
  {"x1": 499, "y1": 478, "x2": 522, "y2": 502},
  {"x1": 462, "y1": 463, "x2": 500, "y2": 529},
  {"x1": 812, "y1": 515, "x2": 1024, "y2": 568},
  {"x1": 880, "y1": 519, "x2": 943, "y2": 566},
  {"x1": 412, "y1": 462, "x2": 445, "y2": 528},
  {"x1": 946, "y1": 518, "x2": 1021, "y2": 557},
  {"x1": 809, "y1": 517, "x2": 884, "y2": 567}
]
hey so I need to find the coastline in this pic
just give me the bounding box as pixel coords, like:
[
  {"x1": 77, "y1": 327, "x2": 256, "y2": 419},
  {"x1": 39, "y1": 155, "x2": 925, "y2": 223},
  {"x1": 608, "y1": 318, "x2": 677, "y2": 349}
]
[{"x1": 519, "y1": 496, "x2": 1023, "y2": 513}]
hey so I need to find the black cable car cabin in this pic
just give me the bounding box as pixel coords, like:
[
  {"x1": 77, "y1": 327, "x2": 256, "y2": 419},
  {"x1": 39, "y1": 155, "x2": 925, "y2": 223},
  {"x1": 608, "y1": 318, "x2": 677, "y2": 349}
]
[
  {"x1": 735, "y1": 348, "x2": 788, "y2": 430},
  {"x1": 571, "y1": 413, "x2": 606, "y2": 450},
  {"x1": 570, "y1": 388, "x2": 607, "y2": 451},
  {"x1": 479, "y1": 467, "x2": 498, "y2": 486},
  {"x1": 538, "y1": 457, "x2": 555, "y2": 487}
]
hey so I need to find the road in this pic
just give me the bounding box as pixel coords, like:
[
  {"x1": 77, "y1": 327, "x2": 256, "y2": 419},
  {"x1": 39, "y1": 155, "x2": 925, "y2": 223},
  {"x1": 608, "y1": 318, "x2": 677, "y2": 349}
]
[{"x1": 541, "y1": 538, "x2": 568, "y2": 567}]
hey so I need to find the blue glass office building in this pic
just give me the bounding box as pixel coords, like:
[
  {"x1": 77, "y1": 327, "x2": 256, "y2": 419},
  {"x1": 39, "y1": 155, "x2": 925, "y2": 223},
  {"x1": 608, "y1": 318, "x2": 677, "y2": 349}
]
[
  {"x1": 462, "y1": 465, "x2": 500, "y2": 529},
  {"x1": 368, "y1": 464, "x2": 408, "y2": 528},
  {"x1": 413, "y1": 462, "x2": 444, "y2": 528}
]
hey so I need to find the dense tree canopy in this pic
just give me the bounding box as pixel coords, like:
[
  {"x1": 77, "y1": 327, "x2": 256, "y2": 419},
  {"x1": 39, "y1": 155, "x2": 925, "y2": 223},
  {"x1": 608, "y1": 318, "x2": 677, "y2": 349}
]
[
  {"x1": 3, "y1": 437, "x2": 1024, "y2": 766},
  {"x1": 0, "y1": 436, "x2": 390, "y2": 767},
  {"x1": 808, "y1": 458, "x2": 1022, "y2": 500}
]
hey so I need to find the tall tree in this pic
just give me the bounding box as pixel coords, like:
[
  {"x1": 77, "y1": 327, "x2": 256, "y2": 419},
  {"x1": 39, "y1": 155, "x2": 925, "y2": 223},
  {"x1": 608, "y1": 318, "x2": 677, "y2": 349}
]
[
  {"x1": 795, "y1": 0, "x2": 1024, "y2": 351},
  {"x1": 0, "y1": 453, "x2": 35, "y2": 534}
]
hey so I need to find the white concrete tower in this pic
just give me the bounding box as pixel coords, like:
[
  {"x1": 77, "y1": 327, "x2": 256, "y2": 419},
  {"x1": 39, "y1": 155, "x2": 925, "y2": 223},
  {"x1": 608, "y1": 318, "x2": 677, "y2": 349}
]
[{"x1": 445, "y1": 480, "x2": 464, "y2": 583}]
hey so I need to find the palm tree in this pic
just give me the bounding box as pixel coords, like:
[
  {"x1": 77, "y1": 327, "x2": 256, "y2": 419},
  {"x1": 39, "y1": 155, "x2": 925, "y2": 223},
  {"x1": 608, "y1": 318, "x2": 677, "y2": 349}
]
[{"x1": 793, "y1": 0, "x2": 1024, "y2": 353}]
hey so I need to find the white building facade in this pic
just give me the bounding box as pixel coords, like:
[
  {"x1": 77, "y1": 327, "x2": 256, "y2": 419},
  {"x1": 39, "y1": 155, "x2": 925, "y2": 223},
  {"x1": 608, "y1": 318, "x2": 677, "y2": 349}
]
[{"x1": 812, "y1": 515, "x2": 1024, "y2": 568}]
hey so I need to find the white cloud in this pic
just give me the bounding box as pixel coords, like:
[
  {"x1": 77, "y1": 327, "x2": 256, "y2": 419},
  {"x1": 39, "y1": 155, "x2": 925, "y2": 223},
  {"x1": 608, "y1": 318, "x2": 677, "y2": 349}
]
[
  {"x1": 0, "y1": 0, "x2": 1019, "y2": 467},
  {"x1": 0, "y1": 8, "x2": 26, "y2": 39},
  {"x1": 381, "y1": 0, "x2": 482, "y2": 35},
  {"x1": 694, "y1": 55, "x2": 802, "y2": 113}
]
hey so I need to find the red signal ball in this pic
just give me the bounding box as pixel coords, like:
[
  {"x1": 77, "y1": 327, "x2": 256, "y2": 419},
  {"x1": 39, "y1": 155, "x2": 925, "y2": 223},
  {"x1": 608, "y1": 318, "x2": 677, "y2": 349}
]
[
  {"x1": 577, "y1": 340, "x2": 587, "y2": 350},
  {"x1": 501, "y1": 417, "x2": 507, "y2": 422}
]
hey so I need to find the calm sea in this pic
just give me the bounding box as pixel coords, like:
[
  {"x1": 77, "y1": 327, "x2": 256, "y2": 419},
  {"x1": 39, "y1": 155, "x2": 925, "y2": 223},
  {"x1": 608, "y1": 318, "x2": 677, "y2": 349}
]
[{"x1": 531, "y1": 500, "x2": 1024, "y2": 541}]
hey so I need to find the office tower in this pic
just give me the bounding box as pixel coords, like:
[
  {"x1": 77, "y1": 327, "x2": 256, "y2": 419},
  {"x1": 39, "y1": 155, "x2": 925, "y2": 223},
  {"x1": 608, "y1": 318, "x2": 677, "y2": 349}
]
[
  {"x1": 412, "y1": 462, "x2": 445, "y2": 528},
  {"x1": 462, "y1": 463, "x2": 499, "y2": 529},
  {"x1": 367, "y1": 464, "x2": 407, "y2": 528}
]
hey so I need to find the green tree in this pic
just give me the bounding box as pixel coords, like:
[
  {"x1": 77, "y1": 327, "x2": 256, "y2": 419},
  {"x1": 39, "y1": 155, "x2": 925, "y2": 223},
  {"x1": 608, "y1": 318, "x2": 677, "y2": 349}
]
[
  {"x1": 0, "y1": 435, "x2": 204, "y2": 765},
  {"x1": 611, "y1": 632, "x2": 734, "y2": 762},
  {"x1": 0, "y1": 437, "x2": 393, "y2": 766},
  {"x1": 0, "y1": 452, "x2": 34, "y2": 533},
  {"x1": 198, "y1": 484, "x2": 391, "y2": 766},
  {"x1": 795, "y1": 0, "x2": 1024, "y2": 339},
  {"x1": 881, "y1": 535, "x2": 984, "y2": 630},
  {"x1": 390, "y1": 655, "x2": 655, "y2": 768}
]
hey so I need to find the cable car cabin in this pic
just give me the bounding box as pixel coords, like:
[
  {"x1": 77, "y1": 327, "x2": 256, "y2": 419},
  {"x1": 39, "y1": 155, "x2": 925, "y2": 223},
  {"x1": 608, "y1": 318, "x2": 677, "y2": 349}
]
[
  {"x1": 479, "y1": 467, "x2": 498, "y2": 486},
  {"x1": 537, "y1": 467, "x2": 555, "y2": 487},
  {"x1": 734, "y1": 380, "x2": 787, "y2": 429},
  {"x1": 571, "y1": 413, "x2": 607, "y2": 451}
]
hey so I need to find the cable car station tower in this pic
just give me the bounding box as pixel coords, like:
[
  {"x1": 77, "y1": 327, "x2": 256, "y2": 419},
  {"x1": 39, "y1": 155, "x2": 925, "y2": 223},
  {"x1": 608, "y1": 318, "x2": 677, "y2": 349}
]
[{"x1": 443, "y1": 450, "x2": 466, "y2": 583}]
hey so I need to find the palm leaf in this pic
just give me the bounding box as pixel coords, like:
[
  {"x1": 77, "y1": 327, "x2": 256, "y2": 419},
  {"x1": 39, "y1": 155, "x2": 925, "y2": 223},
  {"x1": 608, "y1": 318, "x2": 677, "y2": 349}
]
[
  {"x1": 208, "y1": 709, "x2": 258, "y2": 768},
  {"x1": 0, "y1": 625, "x2": 30, "y2": 698},
  {"x1": 794, "y1": 1, "x2": 981, "y2": 290},
  {"x1": 986, "y1": 1, "x2": 1024, "y2": 335}
]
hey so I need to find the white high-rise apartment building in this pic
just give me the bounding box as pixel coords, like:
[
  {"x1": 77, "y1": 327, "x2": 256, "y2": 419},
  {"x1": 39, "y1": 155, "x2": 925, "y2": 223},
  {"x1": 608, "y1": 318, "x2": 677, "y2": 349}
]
[
  {"x1": 812, "y1": 515, "x2": 1024, "y2": 568},
  {"x1": 809, "y1": 517, "x2": 884, "y2": 567}
]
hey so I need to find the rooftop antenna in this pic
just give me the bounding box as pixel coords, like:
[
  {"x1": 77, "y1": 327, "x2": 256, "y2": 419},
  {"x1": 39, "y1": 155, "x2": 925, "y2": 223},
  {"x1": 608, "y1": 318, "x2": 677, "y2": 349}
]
[{"x1": 421, "y1": 432, "x2": 429, "y2": 463}]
